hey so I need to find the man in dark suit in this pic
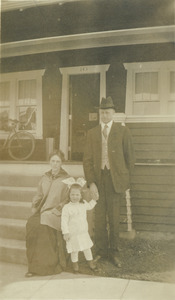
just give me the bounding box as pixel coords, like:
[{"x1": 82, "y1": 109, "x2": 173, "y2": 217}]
[{"x1": 83, "y1": 96, "x2": 135, "y2": 267}]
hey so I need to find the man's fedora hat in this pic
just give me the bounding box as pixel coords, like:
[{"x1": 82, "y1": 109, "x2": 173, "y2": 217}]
[{"x1": 99, "y1": 96, "x2": 116, "y2": 110}]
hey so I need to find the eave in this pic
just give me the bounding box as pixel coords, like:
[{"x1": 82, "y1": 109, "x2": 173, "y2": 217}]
[
  {"x1": 1, "y1": 0, "x2": 82, "y2": 12},
  {"x1": 1, "y1": 25, "x2": 175, "y2": 58}
]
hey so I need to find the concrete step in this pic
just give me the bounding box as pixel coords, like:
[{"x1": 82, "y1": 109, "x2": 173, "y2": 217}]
[
  {"x1": 0, "y1": 175, "x2": 41, "y2": 187},
  {"x1": 0, "y1": 162, "x2": 84, "y2": 178},
  {"x1": 0, "y1": 162, "x2": 84, "y2": 265},
  {"x1": 0, "y1": 186, "x2": 36, "y2": 202},
  {"x1": 0, "y1": 162, "x2": 84, "y2": 187},
  {"x1": 0, "y1": 201, "x2": 31, "y2": 219},
  {"x1": 0, "y1": 218, "x2": 26, "y2": 240},
  {"x1": 0, "y1": 237, "x2": 27, "y2": 264}
]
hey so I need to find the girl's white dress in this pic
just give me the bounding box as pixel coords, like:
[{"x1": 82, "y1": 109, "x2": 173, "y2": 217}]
[{"x1": 61, "y1": 200, "x2": 96, "y2": 253}]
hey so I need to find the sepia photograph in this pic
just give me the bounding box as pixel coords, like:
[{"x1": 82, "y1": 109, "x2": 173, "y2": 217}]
[{"x1": 0, "y1": 0, "x2": 175, "y2": 299}]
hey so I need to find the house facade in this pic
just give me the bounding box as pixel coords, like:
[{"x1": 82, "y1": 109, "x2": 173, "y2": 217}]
[{"x1": 1, "y1": 0, "x2": 175, "y2": 234}]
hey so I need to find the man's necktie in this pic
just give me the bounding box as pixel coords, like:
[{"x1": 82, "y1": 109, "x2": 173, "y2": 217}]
[{"x1": 103, "y1": 124, "x2": 108, "y2": 139}]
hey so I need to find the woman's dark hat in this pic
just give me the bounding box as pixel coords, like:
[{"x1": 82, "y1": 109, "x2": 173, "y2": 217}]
[{"x1": 99, "y1": 97, "x2": 116, "y2": 110}]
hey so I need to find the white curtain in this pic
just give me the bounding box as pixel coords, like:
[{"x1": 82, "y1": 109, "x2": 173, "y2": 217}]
[
  {"x1": 0, "y1": 82, "x2": 10, "y2": 105},
  {"x1": 18, "y1": 79, "x2": 36, "y2": 105},
  {"x1": 134, "y1": 72, "x2": 159, "y2": 115}
]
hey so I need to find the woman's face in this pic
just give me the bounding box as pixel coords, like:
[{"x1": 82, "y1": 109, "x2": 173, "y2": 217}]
[{"x1": 50, "y1": 154, "x2": 62, "y2": 174}]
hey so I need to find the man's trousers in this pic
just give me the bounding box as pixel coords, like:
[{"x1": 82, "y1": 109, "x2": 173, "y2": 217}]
[{"x1": 95, "y1": 167, "x2": 124, "y2": 257}]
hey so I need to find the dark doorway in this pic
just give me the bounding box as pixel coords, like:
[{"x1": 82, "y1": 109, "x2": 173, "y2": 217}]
[{"x1": 69, "y1": 74, "x2": 100, "y2": 161}]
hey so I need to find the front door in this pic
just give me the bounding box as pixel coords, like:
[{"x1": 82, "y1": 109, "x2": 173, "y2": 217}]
[{"x1": 69, "y1": 74, "x2": 100, "y2": 161}]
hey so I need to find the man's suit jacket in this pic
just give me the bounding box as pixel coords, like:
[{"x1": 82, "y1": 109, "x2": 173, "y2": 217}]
[{"x1": 83, "y1": 122, "x2": 135, "y2": 193}]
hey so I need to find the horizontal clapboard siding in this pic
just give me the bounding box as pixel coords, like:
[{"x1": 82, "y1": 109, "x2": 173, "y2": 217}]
[
  {"x1": 130, "y1": 165, "x2": 175, "y2": 233},
  {"x1": 127, "y1": 123, "x2": 175, "y2": 233},
  {"x1": 128, "y1": 123, "x2": 175, "y2": 162}
]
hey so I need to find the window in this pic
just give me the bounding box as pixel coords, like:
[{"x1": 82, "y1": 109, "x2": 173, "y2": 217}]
[
  {"x1": 124, "y1": 61, "x2": 175, "y2": 122},
  {"x1": 169, "y1": 71, "x2": 175, "y2": 114},
  {"x1": 17, "y1": 79, "x2": 37, "y2": 130},
  {"x1": 134, "y1": 72, "x2": 159, "y2": 115},
  {"x1": 0, "y1": 70, "x2": 45, "y2": 137},
  {"x1": 0, "y1": 82, "x2": 10, "y2": 126}
]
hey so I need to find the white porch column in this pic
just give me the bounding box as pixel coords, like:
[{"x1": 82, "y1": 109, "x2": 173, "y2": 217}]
[
  {"x1": 59, "y1": 73, "x2": 69, "y2": 159},
  {"x1": 100, "y1": 69, "x2": 106, "y2": 102}
]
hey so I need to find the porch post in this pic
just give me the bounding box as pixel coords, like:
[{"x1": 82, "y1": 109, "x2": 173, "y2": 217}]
[
  {"x1": 100, "y1": 69, "x2": 106, "y2": 102},
  {"x1": 59, "y1": 73, "x2": 69, "y2": 160}
]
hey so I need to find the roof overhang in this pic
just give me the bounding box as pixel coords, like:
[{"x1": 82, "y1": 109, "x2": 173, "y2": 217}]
[
  {"x1": 1, "y1": 0, "x2": 83, "y2": 12},
  {"x1": 1, "y1": 25, "x2": 175, "y2": 58}
]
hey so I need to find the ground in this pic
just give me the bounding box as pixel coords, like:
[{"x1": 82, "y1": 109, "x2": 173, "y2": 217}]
[{"x1": 66, "y1": 235, "x2": 175, "y2": 283}]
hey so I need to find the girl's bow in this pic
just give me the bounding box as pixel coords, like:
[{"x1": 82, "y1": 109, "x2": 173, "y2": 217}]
[{"x1": 62, "y1": 177, "x2": 86, "y2": 188}]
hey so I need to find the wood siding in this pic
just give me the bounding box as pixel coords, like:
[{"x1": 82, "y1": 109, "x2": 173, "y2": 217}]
[
  {"x1": 129, "y1": 123, "x2": 175, "y2": 163},
  {"x1": 127, "y1": 123, "x2": 175, "y2": 233}
]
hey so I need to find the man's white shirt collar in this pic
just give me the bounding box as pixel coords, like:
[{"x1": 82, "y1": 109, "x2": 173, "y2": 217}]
[{"x1": 101, "y1": 120, "x2": 113, "y2": 132}]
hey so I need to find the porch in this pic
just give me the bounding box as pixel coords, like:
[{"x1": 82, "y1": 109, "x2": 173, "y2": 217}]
[{"x1": 0, "y1": 160, "x2": 175, "y2": 265}]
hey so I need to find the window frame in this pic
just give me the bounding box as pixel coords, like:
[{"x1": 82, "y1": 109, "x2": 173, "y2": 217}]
[
  {"x1": 0, "y1": 69, "x2": 45, "y2": 138},
  {"x1": 124, "y1": 61, "x2": 175, "y2": 123}
]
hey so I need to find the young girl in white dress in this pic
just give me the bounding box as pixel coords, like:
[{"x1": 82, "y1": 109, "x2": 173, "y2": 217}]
[{"x1": 61, "y1": 179, "x2": 98, "y2": 273}]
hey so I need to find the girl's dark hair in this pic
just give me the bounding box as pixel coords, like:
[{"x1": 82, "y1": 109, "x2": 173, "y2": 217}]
[
  {"x1": 49, "y1": 149, "x2": 65, "y2": 162},
  {"x1": 69, "y1": 183, "x2": 84, "y2": 203}
]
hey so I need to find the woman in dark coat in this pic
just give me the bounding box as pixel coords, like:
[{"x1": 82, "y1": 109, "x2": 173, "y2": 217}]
[{"x1": 25, "y1": 150, "x2": 69, "y2": 277}]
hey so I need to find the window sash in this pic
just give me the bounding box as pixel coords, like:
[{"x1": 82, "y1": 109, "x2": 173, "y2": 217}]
[
  {"x1": 0, "y1": 70, "x2": 44, "y2": 138},
  {"x1": 170, "y1": 71, "x2": 175, "y2": 101},
  {"x1": 0, "y1": 82, "x2": 10, "y2": 106},
  {"x1": 124, "y1": 61, "x2": 175, "y2": 120}
]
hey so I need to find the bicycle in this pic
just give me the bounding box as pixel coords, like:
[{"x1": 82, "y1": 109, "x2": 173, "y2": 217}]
[{"x1": 0, "y1": 119, "x2": 35, "y2": 161}]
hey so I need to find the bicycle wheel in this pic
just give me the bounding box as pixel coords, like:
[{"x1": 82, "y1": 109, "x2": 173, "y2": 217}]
[{"x1": 8, "y1": 131, "x2": 35, "y2": 160}]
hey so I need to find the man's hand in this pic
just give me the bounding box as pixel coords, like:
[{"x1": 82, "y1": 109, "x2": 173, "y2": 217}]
[
  {"x1": 63, "y1": 233, "x2": 70, "y2": 241},
  {"x1": 90, "y1": 183, "x2": 99, "y2": 201}
]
